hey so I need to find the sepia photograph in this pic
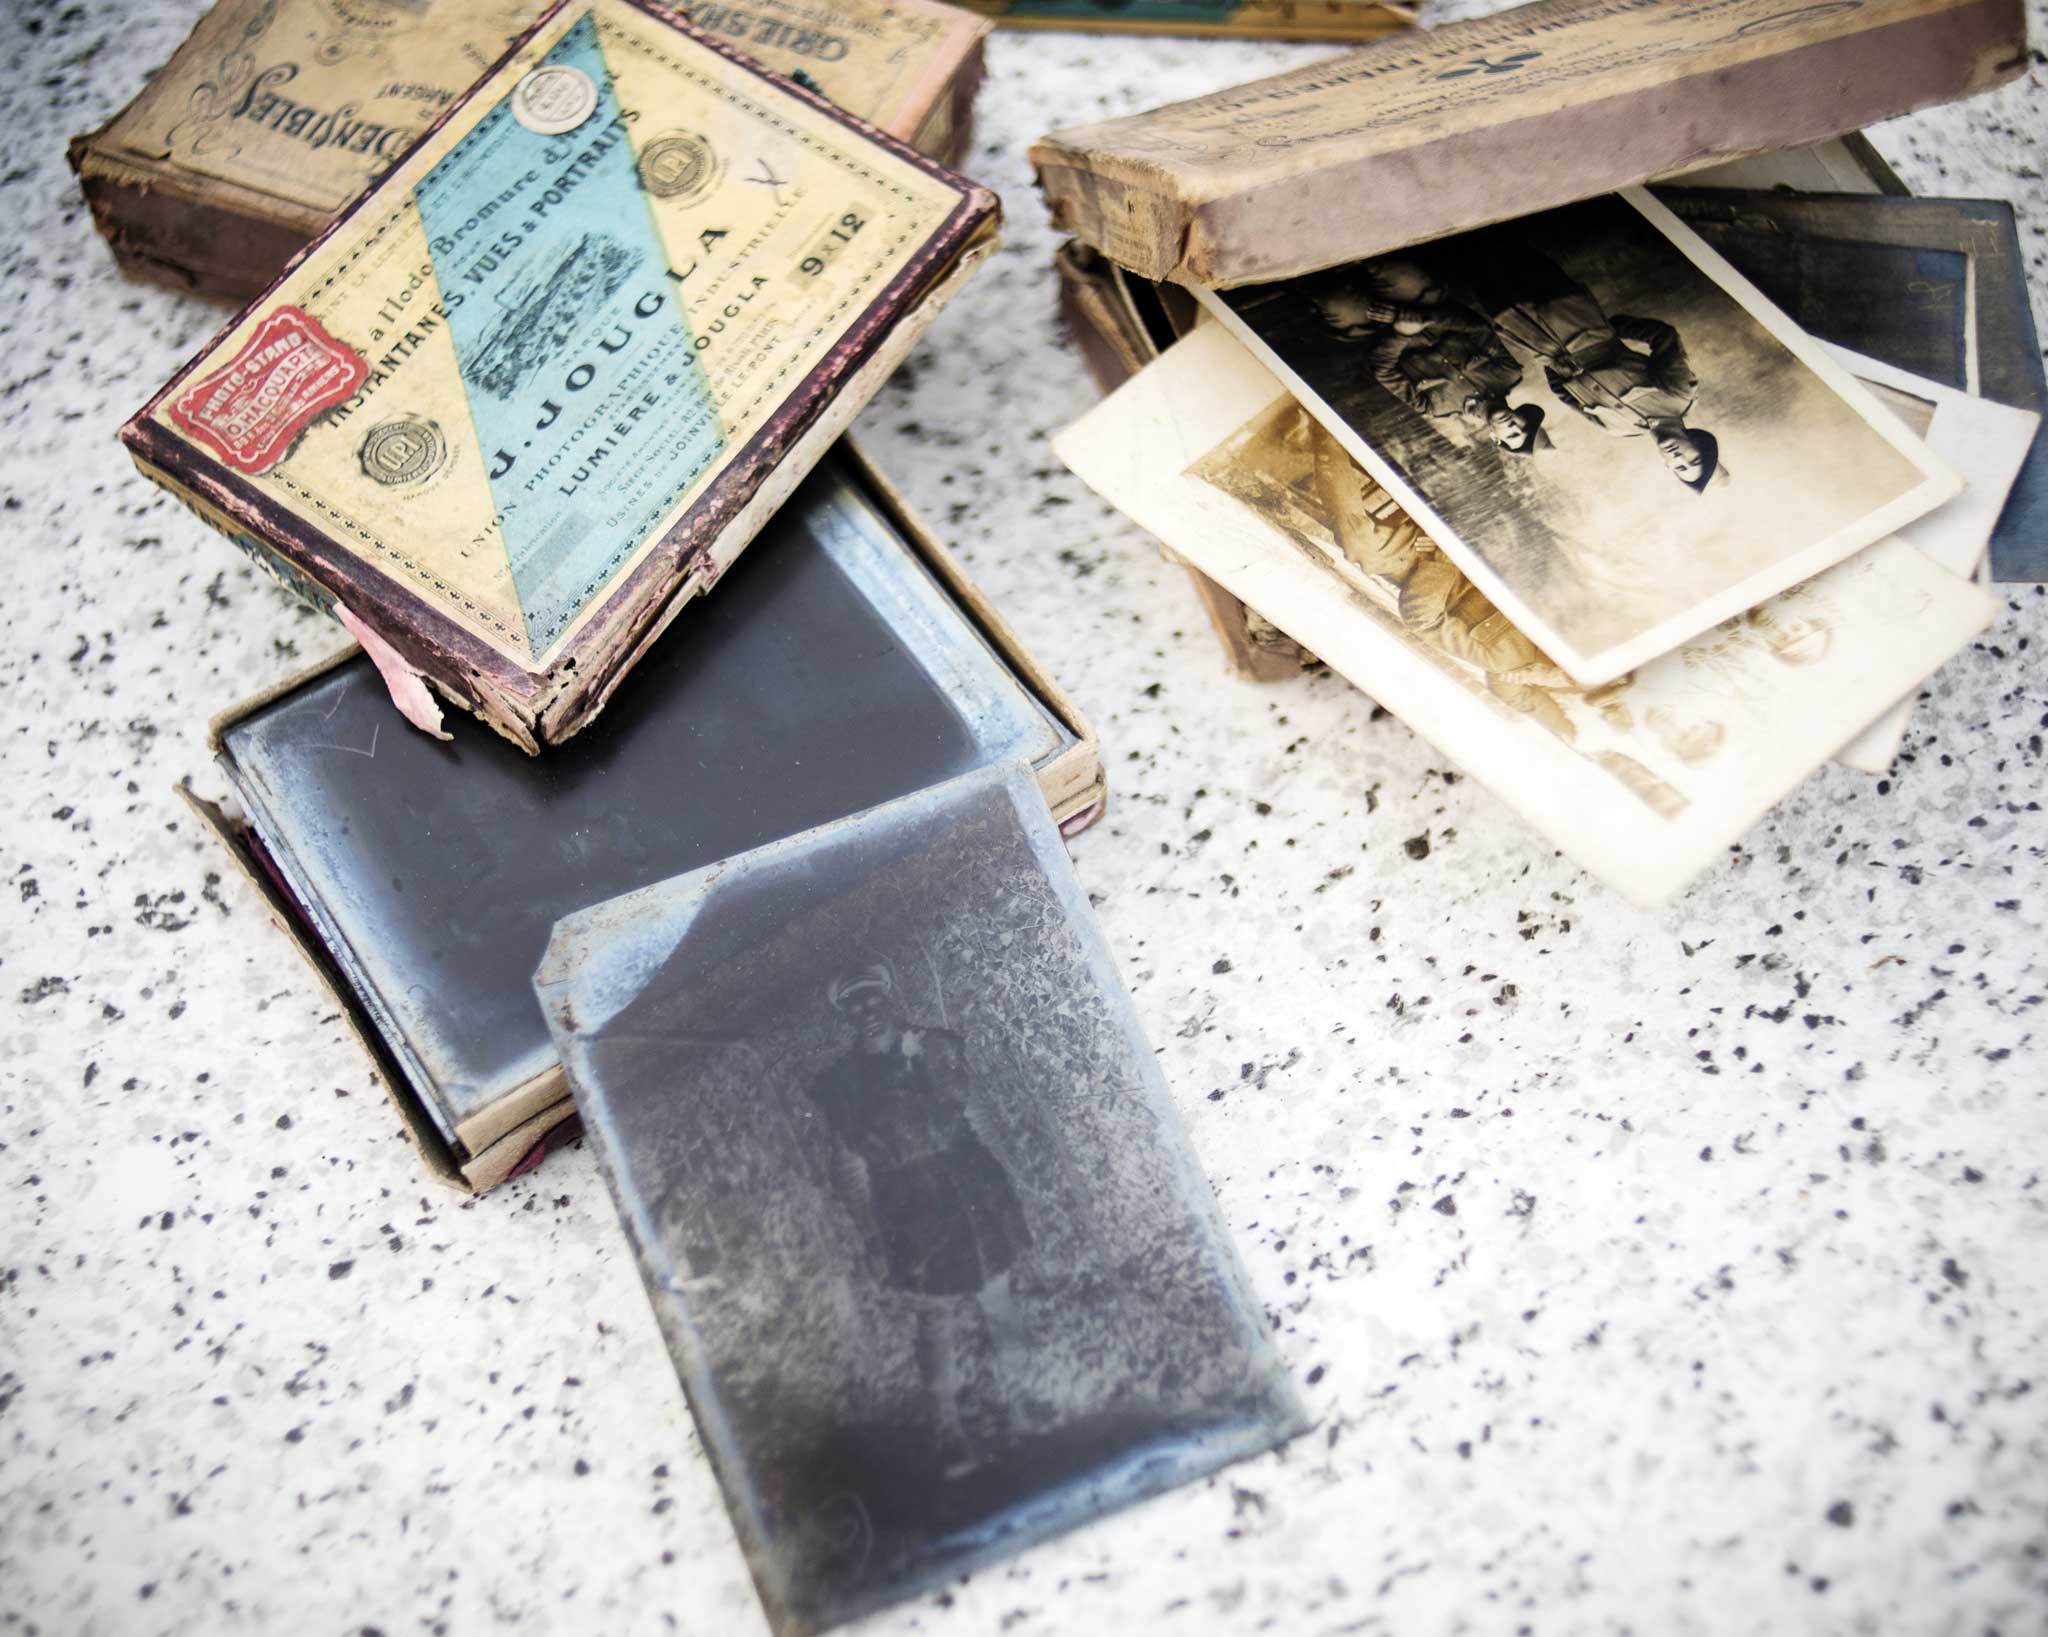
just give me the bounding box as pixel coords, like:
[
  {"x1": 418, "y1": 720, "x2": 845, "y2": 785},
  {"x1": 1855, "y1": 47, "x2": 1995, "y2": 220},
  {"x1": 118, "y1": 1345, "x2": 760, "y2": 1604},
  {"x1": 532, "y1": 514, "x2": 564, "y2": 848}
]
[
  {"x1": 1055, "y1": 325, "x2": 1998, "y2": 903},
  {"x1": 535, "y1": 764, "x2": 1306, "y2": 1637},
  {"x1": 1201, "y1": 188, "x2": 1962, "y2": 686}
]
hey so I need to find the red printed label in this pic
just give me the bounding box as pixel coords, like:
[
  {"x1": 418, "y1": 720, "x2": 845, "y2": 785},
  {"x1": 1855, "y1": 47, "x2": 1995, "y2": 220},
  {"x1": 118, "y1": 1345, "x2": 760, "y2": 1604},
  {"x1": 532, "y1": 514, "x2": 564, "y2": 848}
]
[{"x1": 167, "y1": 307, "x2": 367, "y2": 476}]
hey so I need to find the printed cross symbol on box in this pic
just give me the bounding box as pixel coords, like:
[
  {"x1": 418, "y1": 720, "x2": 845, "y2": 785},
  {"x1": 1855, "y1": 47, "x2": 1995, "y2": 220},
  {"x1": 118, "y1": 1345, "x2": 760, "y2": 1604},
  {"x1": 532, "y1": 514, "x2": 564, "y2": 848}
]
[{"x1": 1435, "y1": 51, "x2": 1540, "y2": 79}]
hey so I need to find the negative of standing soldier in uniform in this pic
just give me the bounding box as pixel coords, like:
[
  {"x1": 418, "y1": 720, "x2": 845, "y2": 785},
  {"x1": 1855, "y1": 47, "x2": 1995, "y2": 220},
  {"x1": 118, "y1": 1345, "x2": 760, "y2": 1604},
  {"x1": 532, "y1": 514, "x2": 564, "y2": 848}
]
[
  {"x1": 1196, "y1": 189, "x2": 1963, "y2": 688},
  {"x1": 533, "y1": 763, "x2": 1307, "y2": 1637}
]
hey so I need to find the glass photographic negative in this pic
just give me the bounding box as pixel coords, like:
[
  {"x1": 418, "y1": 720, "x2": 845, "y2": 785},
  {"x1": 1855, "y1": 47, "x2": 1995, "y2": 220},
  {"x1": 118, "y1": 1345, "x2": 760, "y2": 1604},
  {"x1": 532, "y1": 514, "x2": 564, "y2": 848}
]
[
  {"x1": 216, "y1": 458, "x2": 1070, "y2": 1158},
  {"x1": 534, "y1": 764, "x2": 1306, "y2": 1637},
  {"x1": 1653, "y1": 189, "x2": 2048, "y2": 584}
]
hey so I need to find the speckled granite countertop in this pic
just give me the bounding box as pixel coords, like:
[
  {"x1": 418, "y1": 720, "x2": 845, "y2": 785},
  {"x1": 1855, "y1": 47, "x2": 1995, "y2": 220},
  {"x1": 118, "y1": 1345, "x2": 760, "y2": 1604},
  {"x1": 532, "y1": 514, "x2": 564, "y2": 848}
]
[{"x1": 4, "y1": 4, "x2": 2046, "y2": 1634}]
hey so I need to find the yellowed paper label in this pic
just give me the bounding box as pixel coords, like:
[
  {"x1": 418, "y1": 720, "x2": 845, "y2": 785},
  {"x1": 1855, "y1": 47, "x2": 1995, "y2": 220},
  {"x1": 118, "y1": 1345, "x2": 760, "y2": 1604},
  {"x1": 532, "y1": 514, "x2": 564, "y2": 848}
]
[
  {"x1": 683, "y1": 0, "x2": 984, "y2": 140},
  {"x1": 154, "y1": 0, "x2": 965, "y2": 671}
]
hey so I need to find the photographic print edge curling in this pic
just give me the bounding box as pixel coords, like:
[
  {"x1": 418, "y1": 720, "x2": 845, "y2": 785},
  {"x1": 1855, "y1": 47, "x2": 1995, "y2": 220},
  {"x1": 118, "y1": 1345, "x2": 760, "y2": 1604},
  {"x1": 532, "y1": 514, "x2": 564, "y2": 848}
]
[
  {"x1": 532, "y1": 761, "x2": 1308, "y2": 1637},
  {"x1": 1822, "y1": 345, "x2": 2039, "y2": 774},
  {"x1": 1192, "y1": 187, "x2": 1964, "y2": 687}
]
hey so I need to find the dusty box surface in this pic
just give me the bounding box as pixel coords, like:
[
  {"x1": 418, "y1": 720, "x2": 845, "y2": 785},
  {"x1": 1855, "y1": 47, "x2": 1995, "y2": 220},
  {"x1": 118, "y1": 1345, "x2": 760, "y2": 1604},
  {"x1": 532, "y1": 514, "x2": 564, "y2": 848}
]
[
  {"x1": 71, "y1": 0, "x2": 991, "y2": 299},
  {"x1": 1031, "y1": 0, "x2": 2027, "y2": 287},
  {"x1": 123, "y1": 0, "x2": 998, "y2": 751}
]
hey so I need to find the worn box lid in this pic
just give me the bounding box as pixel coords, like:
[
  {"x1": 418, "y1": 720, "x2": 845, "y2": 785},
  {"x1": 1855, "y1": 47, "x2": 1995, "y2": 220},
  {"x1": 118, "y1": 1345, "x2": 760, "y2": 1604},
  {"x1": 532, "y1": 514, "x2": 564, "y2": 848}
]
[
  {"x1": 68, "y1": 0, "x2": 991, "y2": 300},
  {"x1": 949, "y1": 0, "x2": 1414, "y2": 40},
  {"x1": 122, "y1": 0, "x2": 999, "y2": 752},
  {"x1": 1030, "y1": 0, "x2": 2027, "y2": 288}
]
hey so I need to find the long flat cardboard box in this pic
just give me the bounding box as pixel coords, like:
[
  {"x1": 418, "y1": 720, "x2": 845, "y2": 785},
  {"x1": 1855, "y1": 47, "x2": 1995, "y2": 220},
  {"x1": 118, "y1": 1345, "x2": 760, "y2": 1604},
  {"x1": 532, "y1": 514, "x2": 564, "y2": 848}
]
[
  {"x1": 952, "y1": 0, "x2": 1414, "y2": 40},
  {"x1": 71, "y1": 0, "x2": 990, "y2": 301},
  {"x1": 1030, "y1": 0, "x2": 2027, "y2": 288}
]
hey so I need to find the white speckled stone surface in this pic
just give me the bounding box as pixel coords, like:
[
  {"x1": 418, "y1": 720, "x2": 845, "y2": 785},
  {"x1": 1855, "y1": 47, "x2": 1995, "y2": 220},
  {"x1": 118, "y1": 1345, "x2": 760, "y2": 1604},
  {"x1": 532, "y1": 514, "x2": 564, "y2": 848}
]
[{"x1": 4, "y1": 5, "x2": 2047, "y2": 1635}]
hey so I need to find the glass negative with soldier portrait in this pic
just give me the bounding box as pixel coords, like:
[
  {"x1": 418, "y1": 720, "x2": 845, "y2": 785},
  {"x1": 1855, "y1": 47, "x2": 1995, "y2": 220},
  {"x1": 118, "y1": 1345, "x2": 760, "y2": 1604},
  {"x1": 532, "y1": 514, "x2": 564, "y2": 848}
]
[
  {"x1": 1054, "y1": 324, "x2": 1998, "y2": 903},
  {"x1": 1197, "y1": 188, "x2": 1963, "y2": 687},
  {"x1": 533, "y1": 763, "x2": 1305, "y2": 1637}
]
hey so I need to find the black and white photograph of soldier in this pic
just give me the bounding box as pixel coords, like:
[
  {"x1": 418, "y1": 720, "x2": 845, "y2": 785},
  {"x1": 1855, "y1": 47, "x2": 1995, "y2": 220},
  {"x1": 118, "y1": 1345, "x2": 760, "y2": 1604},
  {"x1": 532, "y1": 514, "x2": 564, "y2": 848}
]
[
  {"x1": 1453, "y1": 229, "x2": 1722, "y2": 491},
  {"x1": 1208, "y1": 188, "x2": 1958, "y2": 686},
  {"x1": 807, "y1": 961, "x2": 1031, "y2": 1477},
  {"x1": 1308, "y1": 255, "x2": 1551, "y2": 454},
  {"x1": 537, "y1": 765, "x2": 1304, "y2": 1637}
]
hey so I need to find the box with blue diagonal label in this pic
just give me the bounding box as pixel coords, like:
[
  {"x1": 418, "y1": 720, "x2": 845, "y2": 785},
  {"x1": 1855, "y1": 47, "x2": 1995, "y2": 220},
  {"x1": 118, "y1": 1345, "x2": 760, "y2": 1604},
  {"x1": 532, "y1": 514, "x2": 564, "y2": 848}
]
[{"x1": 121, "y1": 0, "x2": 999, "y2": 751}]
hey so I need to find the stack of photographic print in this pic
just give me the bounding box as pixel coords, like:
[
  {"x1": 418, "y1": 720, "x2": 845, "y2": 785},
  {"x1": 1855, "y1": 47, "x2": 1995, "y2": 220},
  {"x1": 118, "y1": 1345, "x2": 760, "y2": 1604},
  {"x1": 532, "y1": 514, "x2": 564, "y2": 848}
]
[{"x1": 1057, "y1": 187, "x2": 2032, "y2": 901}]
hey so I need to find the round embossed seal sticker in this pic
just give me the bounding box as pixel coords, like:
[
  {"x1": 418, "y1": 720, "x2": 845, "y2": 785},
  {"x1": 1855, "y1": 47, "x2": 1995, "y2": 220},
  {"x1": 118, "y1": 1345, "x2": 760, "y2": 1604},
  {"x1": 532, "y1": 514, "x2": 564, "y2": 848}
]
[
  {"x1": 637, "y1": 131, "x2": 719, "y2": 205},
  {"x1": 511, "y1": 63, "x2": 597, "y2": 136},
  {"x1": 359, "y1": 416, "x2": 448, "y2": 487}
]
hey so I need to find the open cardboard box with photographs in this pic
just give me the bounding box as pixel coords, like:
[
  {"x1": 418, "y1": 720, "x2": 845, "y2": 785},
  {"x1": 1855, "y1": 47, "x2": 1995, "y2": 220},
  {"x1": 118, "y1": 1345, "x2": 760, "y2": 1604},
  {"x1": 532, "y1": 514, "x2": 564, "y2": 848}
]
[
  {"x1": 1055, "y1": 323, "x2": 2000, "y2": 904},
  {"x1": 184, "y1": 441, "x2": 1104, "y2": 1194}
]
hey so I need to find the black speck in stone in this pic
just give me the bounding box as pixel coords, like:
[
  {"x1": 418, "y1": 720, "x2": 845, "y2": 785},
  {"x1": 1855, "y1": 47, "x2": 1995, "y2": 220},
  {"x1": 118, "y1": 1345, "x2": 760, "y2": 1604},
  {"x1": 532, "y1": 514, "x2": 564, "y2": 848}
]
[
  {"x1": 1432, "y1": 1195, "x2": 1457, "y2": 1216},
  {"x1": 275, "y1": 1114, "x2": 292, "y2": 1130},
  {"x1": 1826, "y1": 1500, "x2": 1855, "y2": 1527},
  {"x1": 1405, "y1": 833, "x2": 1431, "y2": 860},
  {"x1": 1940, "y1": 1258, "x2": 1968, "y2": 1288},
  {"x1": 1212, "y1": 957, "x2": 1232, "y2": 975},
  {"x1": 328, "y1": 1259, "x2": 355, "y2": 1280}
]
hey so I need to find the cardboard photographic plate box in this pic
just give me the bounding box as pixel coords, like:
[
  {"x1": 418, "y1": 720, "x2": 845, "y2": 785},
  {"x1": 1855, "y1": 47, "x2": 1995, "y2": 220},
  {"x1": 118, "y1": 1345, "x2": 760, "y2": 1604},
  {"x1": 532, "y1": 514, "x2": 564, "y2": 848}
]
[
  {"x1": 184, "y1": 442, "x2": 1104, "y2": 1194},
  {"x1": 122, "y1": 0, "x2": 1000, "y2": 752},
  {"x1": 1031, "y1": 0, "x2": 2026, "y2": 288},
  {"x1": 951, "y1": 0, "x2": 1414, "y2": 41}
]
